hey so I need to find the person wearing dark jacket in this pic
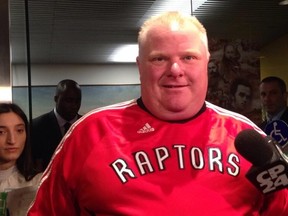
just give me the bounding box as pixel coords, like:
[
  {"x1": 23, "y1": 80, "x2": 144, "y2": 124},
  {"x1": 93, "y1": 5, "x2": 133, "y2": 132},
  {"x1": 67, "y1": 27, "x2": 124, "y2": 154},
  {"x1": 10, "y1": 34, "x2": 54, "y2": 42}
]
[
  {"x1": 31, "y1": 79, "x2": 82, "y2": 171},
  {"x1": 259, "y1": 76, "x2": 288, "y2": 131}
]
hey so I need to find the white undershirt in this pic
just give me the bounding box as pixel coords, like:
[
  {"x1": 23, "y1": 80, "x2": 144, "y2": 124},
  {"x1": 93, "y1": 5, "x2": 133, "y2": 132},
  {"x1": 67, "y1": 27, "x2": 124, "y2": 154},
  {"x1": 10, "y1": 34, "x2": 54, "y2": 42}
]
[{"x1": 54, "y1": 108, "x2": 78, "y2": 135}]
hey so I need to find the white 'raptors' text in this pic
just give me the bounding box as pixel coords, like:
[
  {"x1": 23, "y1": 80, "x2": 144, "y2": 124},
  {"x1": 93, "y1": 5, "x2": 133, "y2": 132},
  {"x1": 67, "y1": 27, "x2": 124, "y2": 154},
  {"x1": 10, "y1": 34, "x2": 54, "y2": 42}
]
[{"x1": 110, "y1": 144, "x2": 240, "y2": 183}]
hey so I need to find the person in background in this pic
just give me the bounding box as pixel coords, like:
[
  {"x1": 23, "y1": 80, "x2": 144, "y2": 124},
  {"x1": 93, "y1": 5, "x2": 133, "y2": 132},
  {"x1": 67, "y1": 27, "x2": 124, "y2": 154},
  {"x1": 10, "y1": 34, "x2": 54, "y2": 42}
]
[
  {"x1": 229, "y1": 78, "x2": 252, "y2": 115},
  {"x1": 0, "y1": 103, "x2": 42, "y2": 215},
  {"x1": 31, "y1": 79, "x2": 82, "y2": 171},
  {"x1": 259, "y1": 76, "x2": 288, "y2": 130},
  {"x1": 207, "y1": 58, "x2": 220, "y2": 92},
  {"x1": 27, "y1": 11, "x2": 288, "y2": 215},
  {"x1": 218, "y1": 43, "x2": 241, "y2": 83}
]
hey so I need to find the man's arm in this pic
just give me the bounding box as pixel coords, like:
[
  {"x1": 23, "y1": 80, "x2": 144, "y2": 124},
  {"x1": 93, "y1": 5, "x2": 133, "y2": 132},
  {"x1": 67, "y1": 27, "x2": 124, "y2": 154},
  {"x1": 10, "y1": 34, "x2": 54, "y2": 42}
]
[{"x1": 27, "y1": 142, "x2": 79, "y2": 216}]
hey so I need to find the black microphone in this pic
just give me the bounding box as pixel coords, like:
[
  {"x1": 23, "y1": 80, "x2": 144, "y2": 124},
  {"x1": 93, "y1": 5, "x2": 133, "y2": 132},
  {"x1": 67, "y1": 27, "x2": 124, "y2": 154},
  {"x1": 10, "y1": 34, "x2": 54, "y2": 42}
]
[{"x1": 235, "y1": 129, "x2": 288, "y2": 194}]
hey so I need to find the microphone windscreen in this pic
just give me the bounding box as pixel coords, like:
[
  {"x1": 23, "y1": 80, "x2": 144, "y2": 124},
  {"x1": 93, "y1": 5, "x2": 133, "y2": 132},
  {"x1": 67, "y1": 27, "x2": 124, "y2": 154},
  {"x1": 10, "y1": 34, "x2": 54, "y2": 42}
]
[{"x1": 234, "y1": 129, "x2": 273, "y2": 166}]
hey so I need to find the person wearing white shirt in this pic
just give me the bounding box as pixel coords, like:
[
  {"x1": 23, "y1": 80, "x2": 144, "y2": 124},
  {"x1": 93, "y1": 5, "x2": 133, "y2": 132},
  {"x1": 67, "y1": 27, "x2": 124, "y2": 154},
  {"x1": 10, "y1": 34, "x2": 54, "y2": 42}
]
[{"x1": 0, "y1": 103, "x2": 42, "y2": 215}]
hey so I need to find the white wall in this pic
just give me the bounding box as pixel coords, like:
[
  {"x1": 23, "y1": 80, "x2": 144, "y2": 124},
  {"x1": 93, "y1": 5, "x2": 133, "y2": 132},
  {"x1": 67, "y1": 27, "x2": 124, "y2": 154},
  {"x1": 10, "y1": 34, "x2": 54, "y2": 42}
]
[{"x1": 12, "y1": 63, "x2": 140, "y2": 86}]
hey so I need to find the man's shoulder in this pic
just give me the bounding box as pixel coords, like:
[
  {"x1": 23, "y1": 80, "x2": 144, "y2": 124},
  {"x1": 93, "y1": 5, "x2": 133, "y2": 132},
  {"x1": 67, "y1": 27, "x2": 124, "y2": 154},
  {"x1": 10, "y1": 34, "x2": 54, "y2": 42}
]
[
  {"x1": 79, "y1": 100, "x2": 140, "y2": 122},
  {"x1": 205, "y1": 101, "x2": 258, "y2": 127},
  {"x1": 32, "y1": 110, "x2": 56, "y2": 124}
]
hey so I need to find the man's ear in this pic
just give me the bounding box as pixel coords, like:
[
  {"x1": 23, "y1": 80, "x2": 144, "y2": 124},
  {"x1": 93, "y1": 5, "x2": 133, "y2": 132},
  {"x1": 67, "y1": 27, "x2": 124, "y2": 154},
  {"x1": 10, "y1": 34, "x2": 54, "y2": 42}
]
[{"x1": 54, "y1": 95, "x2": 58, "y2": 103}]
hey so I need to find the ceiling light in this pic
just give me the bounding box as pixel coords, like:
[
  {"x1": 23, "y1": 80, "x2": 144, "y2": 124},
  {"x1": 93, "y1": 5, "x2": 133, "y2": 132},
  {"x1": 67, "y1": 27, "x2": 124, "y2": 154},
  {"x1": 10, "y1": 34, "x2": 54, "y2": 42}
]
[
  {"x1": 110, "y1": 0, "x2": 207, "y2": 63},
  {"x1": 0, "y1": 87, "x2": 12, "y2": 102},
  {"x1": 109, "y1": 44, "x2": 138, "y2": 63},
  {"x1": 279, "y1": 0, "x2": 288, "y2": 5},
  {"x1": 137, "y1": 0, "x2": 207, "y2": 26}
]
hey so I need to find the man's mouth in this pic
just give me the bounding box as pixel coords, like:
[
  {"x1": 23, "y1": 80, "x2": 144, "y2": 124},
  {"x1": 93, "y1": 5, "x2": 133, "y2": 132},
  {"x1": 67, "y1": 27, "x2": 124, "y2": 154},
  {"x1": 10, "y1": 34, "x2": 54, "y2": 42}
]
[{"x1": 163, "y1": 85, "x2": 187, "y2": 88}]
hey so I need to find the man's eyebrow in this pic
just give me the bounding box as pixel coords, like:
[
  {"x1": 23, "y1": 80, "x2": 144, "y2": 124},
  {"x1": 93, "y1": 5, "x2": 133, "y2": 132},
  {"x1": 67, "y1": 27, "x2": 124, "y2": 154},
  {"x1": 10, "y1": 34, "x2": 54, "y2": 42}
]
[
  {"x1": 16, "y1": 123, "x2": 25, "y2": 127},
  {"x1": 149, "y1": 51, "x2": 165, "y2": 56},
  {"x1": 182, "y1": 49, "x2": 202, "y2": 56}
]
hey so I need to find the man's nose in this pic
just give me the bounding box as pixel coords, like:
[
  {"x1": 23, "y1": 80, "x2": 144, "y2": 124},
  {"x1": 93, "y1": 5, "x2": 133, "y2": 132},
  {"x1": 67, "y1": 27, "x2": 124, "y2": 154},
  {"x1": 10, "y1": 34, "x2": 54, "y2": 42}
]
[{"x1": 169, "y1": 62, "x2": 183, "y2": 77}]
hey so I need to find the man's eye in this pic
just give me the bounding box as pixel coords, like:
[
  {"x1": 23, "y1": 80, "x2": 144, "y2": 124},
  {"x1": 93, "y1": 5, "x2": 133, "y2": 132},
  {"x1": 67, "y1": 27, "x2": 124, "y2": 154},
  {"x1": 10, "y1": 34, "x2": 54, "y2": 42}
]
[
  {"x1": 152, "y1": 57, "x2": 164, "y2": 62},
  {"x1": 184, "y1": 56, "x2": 196, "y2": 61}
]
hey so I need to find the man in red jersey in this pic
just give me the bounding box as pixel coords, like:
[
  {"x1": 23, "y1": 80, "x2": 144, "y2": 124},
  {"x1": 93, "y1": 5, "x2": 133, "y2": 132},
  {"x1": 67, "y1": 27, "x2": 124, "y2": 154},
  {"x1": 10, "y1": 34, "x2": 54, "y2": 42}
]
[{"x1": 28, "y1": 12, "x2": 288, "y2": 215}]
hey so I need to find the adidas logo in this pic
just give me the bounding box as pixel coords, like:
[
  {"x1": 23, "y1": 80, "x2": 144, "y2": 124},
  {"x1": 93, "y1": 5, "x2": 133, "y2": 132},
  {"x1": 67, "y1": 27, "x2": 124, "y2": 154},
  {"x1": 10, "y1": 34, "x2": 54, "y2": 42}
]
[{"x1": 137, "y1": 123, "x2": 155, "y2": 134}]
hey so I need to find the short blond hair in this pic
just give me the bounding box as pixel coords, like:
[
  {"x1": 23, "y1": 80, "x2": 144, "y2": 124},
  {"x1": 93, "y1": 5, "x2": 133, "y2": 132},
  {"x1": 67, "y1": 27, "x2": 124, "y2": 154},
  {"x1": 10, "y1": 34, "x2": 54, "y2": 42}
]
[{"x1": 138, "y1": 11, "x2": 209, "y2": 53}]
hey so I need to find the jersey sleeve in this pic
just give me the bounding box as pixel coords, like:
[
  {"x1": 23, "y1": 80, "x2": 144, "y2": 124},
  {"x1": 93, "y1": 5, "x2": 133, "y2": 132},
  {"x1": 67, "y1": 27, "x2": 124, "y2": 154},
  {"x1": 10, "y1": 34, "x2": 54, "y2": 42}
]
[
  {"x1": 27, "y1": 118, "x2": 91, "y2": 216},
  {"x1": 27, "y1": 141, "x2": 79, "y2": 216}
]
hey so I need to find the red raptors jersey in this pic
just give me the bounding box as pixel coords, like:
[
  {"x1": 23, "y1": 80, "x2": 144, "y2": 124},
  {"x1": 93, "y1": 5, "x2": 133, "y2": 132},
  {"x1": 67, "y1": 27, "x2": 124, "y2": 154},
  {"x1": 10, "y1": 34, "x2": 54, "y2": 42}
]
[{"x1": 28, "y1": 99, "x2": 288, "y2": 215}]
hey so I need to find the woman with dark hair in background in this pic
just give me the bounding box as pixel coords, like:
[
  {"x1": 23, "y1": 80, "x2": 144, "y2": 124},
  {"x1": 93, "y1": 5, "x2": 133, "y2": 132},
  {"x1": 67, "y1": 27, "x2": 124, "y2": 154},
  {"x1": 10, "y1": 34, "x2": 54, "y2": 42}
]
[{"x1": 0, "y1": 103, "x2": 42, "y2": 215}]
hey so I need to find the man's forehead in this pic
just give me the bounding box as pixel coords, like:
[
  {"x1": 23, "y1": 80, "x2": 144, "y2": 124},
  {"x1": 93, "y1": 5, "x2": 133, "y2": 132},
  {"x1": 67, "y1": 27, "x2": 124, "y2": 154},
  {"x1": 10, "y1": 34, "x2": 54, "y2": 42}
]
[{"x1": 149, "y1": 24, "x2": 199, "y2": 34}]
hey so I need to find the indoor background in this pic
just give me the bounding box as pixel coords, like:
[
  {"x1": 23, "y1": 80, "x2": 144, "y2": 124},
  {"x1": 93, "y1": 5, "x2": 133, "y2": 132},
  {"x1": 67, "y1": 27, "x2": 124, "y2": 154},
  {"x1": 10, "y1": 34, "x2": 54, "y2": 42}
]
[{"x1": 1, "y1": 0, "x2": 288, "y2": 121}]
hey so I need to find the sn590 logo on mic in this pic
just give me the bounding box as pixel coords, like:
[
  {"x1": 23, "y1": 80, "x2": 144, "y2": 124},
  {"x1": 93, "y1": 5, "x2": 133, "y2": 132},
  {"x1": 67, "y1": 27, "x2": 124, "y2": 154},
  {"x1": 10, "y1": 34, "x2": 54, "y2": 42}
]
[{"x1": 248, "y1": 159, "x2": 288, "y2": 194}]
